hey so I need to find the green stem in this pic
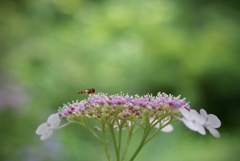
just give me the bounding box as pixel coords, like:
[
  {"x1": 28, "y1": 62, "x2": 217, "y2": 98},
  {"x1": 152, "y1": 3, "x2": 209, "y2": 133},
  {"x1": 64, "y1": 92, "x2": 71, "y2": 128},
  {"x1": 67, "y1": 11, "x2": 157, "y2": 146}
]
[
  {"x1": 144, "y1": 117, "x2": 175, "y2": 145},
  {"x1": 118, "y1": 124, "x2": 123, "y2": 160},
  {"x1": 121, "y1": 125, "x2": 134, "y2": 161},
  {"x1": 77, "y1": 121, "x2": 103, "y2": 143},
  {"x1": 103, "y1": 142, "x2": 112, "y2": 161},
  {"x1": 129, "y1": 129, "x2": 150, "y2": 161},
  {"x1": 144, "y1": 124, "x2": 167, "y2": 145},
  {"x1": 129, "y1": 116, "x2": 152, "y2": 161},
  {"x1": 102, "y1": 123, "x2": 112, "y2": 161},
  {"x1": 110, "y1": 124, "x2": 120, "y2": 161}
]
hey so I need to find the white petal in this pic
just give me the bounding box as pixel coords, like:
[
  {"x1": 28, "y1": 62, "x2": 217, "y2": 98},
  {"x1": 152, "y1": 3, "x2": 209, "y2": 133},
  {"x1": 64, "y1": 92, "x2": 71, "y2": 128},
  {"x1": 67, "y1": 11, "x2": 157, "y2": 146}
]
[
  {"x1": 190, "y1": 110, "x2": 200, "y2": 119},
  {"x1": 200, "y1": 109, "x2": 208, "y2": 118},
  {"x1": 179, "y1": 108, "x2": 191, "y2": 120},
  {"x1": 150, "y1": 118, "x2": 159, "y2": 128},
  {"x1": 189, "y1": 110, "x2": 205, "y2": 125},
  {"x1": 47, "y1": 113, "x2": 61, "y2": 128},
  {"x1": 113, "y1": 123, "x2": 119, "y2": 130},
  {"x1": 150, "y1": 118, "x2": 155, "y2": 124},
  {"x1": 151, "y1": 117, "x2": 171, "y2": 130},
  {"x1": 181, "y1": 118, "x2": 199, "y2": 131},
  {"x1": 40, "y1": 131, "x2": 53, "y2": 140},
  {"x1": 154, "y1": 123, "x2": 160, "y2": 128},
  {"x1": 195, "y1": 125, "x2": 206, "y2": 135},
  {"x1": 207, "y1": 114, "x2": 221, "y2": 128},
  {"x1": 181, "y1": 118, "x2": 206, "y2": 135},
  {"x1": 206, "y1": 126, "x2": 220, "y2": 138},
  {"x1": 161, "y1": 124, "x2": 173, "y2": 132},
  {"x1": 126, "y1": 121, "x2": 132, "y2": 127},
  {"x1": 36, "y1": 123, "x2": 50, "y2": 135}
]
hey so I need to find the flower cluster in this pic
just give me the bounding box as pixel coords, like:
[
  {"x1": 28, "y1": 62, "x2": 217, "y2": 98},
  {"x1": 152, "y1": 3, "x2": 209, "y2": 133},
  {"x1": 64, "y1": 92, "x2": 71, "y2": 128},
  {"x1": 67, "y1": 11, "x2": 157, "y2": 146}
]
[
  {"x1": 59, "y1": 92, "x2": 189, "y2": 118},
  {"x1": 36, "y1": 92, "x2": 221, "y2": 161}
]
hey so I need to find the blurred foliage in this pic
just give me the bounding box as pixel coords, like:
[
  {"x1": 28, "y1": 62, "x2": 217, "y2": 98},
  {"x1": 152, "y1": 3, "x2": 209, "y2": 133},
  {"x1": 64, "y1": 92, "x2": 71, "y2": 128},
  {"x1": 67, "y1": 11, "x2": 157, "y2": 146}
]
[{"x1": 0, "y1": 0, "x2": 240, "y2": 160}]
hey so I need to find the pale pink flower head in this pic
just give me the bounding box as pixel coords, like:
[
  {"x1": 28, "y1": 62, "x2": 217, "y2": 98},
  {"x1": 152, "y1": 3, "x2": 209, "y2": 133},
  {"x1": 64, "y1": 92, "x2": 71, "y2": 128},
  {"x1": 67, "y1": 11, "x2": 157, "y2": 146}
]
[{"x1": 58, "y1": 92, "x2": 190, "y2": 119}]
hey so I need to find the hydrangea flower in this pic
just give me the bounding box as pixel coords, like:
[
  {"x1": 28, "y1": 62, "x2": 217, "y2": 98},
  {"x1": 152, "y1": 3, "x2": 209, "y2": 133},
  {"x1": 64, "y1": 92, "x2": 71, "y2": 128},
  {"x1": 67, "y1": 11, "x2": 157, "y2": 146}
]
[
  {"x1": 179, "y1": 108, "x2": 221, "y2": 138},
  {"x1": 36, "y1": 92, "x2": 221, "y2": 161},
  {"x1": 36, "y1": 113, "x2": 61, "y2": 140}
]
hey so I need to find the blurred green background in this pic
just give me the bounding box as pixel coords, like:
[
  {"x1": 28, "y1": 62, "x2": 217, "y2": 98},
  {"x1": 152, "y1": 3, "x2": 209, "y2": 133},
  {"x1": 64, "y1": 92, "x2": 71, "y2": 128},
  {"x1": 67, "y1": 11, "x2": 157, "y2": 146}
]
[{"x1": 0, "y1": 0, "x2": 240, "y2": 160}]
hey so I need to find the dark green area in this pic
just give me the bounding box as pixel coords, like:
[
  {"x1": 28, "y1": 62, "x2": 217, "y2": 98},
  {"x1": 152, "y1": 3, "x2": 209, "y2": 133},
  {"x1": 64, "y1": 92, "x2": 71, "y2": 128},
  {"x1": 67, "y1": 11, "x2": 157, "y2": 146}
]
[{"x1": 0, "y1": 0, "x2": 239, "y2": 160}]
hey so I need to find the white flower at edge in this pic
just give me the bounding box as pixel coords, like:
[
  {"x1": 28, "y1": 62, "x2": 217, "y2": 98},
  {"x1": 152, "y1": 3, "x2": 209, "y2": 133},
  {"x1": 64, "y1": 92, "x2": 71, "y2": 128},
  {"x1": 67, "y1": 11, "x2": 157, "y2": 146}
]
[
  {"x1": 199, "y1": 109, "x2": 221, "y2": 138},
  {"x1": 179, "y1": 108, "x2": 206, "y2": 135},
  {"x1": 179, "y1": 108, "x2": 221, "y2": 138},
  {"x1": 36, "y1": 113, "x2": 61, "y2": 140},
  {"x1": 150, "y1": 117, "x2": 174, "y2": 133}
]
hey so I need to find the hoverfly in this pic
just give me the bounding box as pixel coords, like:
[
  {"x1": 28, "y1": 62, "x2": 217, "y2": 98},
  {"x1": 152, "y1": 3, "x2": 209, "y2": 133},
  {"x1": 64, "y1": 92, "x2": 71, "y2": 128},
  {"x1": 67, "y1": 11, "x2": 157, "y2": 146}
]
[{"x1": 77, "y1": 88, "x2": 96, "y2": 94}]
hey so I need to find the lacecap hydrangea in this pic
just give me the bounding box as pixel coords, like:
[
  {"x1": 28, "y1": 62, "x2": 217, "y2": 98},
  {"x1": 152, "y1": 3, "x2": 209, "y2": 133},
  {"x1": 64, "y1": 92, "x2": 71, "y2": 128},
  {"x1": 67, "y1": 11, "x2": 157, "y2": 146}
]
[{"x1": 36, "y1": 92, "x2": 221, "y2": 161}]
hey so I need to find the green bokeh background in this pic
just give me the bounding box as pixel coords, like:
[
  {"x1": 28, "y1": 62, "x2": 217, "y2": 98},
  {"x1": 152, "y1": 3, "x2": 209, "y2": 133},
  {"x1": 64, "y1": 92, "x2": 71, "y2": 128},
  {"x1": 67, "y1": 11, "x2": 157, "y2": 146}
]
[{"x1": 0, "y1": 0, "x2": 240, "y2": 161}]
